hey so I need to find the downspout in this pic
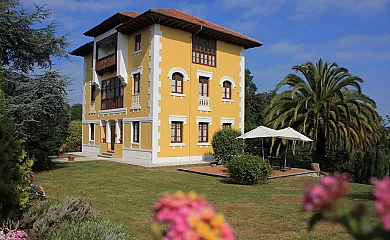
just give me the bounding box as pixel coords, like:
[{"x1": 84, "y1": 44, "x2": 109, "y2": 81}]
[{"x1": 189, "y1": 26, "x2": 202, "y2": 160}]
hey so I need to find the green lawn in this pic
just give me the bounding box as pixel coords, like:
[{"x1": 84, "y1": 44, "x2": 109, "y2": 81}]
[{"x1": 35, "y1": 161, "x2": 377, "y2": 240}]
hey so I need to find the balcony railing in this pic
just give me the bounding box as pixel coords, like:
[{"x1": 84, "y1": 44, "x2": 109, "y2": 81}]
[
  {"x1": 101, "y1": 96, "x2": 123, "y2": 110},
  {"x1": 198, "y1": 96, "x2": 211, "y2": 112},
  {"x1": 131, "y1": 94, "x2": 141, "y2": 110},
  {"x1": 96, "y1": 53, "x2": 117, "y2": 75}
]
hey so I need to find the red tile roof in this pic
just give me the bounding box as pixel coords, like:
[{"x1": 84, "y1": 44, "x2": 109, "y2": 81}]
[
  {"x1": 149, "y1": 9, "x2": 262, "y2": 46},
  {"x1": 118, "y1": 12, "x2": 139, "y2": 18},
  {"x1": 84, "y1": 12, "x2": 139, "y2": 37}
]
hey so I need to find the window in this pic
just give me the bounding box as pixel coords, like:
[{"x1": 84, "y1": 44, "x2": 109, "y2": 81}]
[
  {"x1": 135, "y1": 34, "x2": 141, "y2": 51},
  {"x1": 101, "y1": 77, "x2": 124, "y2": 110},
  {"x1": 91, "y1": 85, "x2": 96, "y2": 102},
  {"x1": 192, "y1": 35, "x2": 216, "y2": 67},
  {"x1": 132, "y1": 121, "x2": 140, "y2": 143},
  {"x1": 90, "y1": 123, "x2": 95, "y2": 141},
  {"x1": 134, "y1": 73, "x2": 140, "y2": 94},
  {"x1": 171, "y1": 122, "x2": 183, "y2": 143},
  {"x1": 198, "y1": 123, "x2": 208, "y2": 143},
  {"x1": 199, "y1": 77, "x2": 209, "y2": 97},
  {"x1": 172, "y1": 73, "x2": 183, "y2": 94},
  {"x1": 222, "y1": 81, "x2": 231, "y2": 99},
  {"x1": 222, "y1": 123, "x2": 232, "y2": 129}
]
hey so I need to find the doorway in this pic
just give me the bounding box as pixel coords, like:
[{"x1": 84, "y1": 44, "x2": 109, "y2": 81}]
[{"x1": 110, "y1": 123, "x2": 116, "y2": 150}]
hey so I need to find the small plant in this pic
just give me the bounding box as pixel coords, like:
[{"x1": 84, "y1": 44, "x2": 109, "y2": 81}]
[
  {"x1": 60, "y1": 120, "x2": 82, "y2": 153},
  {"x1": 227, "y1": 154, "x2": 273, "y2": 185},
  {"x1": 21, "y1": 196, "x2": 97, "y2": 239},
  {"x1": 211, "y1": 128, "x2": 243, "y2": 164},
  {"x1": 152, "y1": 191, "x2": 234, "y2": 240},
  {"x1": 27, "y1": 183, "x2": 47, "y2": 204},
  {"x1": 46, "y1": 220, "x2": 127, "y2": 240},
  {"x1": 302, "y1": 174, "x2": 390, "y2": 239}
]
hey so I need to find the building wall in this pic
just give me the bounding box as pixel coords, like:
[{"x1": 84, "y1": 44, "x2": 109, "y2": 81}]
[{"x1": 157, "y1": 26, "x2": 243, "y2": 160}]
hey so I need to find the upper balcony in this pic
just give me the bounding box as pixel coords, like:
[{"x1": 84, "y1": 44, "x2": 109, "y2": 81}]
[{"x1": 95, "y1": 34, "x2": 117, "y2": 75}]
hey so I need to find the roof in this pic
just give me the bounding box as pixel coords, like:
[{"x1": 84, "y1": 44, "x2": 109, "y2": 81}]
[
  {"x1": 84, "y1": 12, "x2": 139, "y2": 37},
  {"x1": 70, "y1": 41, "x2": 93, "y2": 56},
  {"x1": 117, "y1": 9, "x2": 262, "y2": 49}
]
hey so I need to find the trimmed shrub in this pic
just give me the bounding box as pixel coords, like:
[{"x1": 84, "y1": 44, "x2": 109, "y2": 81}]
[
  {"x1": 46, "y1": 220, "x2": 128, "y2": 240},
  {"x1": 211, "y1": 128, "x2": 243, "y2": 164},
  {"x1": 227, "y1": 154, "x2": 273, "y2": 185},
  {"x1": 21, "y1": 197, "x2": 97, "y2": 239},
  {"x1": 60, "y1": 120, "x2": 82, "y2": 153}
]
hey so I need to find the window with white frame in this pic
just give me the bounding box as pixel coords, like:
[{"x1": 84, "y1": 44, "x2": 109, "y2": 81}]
[
  {"x1": 171, "y1": 122, "x2": 183, "y2": 143},
  {"x1": 132, "y1": 121, "x2": 140, "y2": 143},
  {"x1": 171, "y1": 73, "x2": 184, "y2": 94},
  {"x1": 222, "y1": 81, "x2": 232, "y2": 99},
  {"x1": 89, "y1": 123, "x2": 95, "y2": 141},
  {"x1": 222, "y1": 123, "x2": 232, "y2": 129},
  {"x1": 198, "y1": 123, "x2": 208, "y2": 143}
]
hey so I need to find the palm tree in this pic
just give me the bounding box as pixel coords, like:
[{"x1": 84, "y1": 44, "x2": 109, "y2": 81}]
[{"x1": 265, "y1": 59, "x2": 381, "y2": 165}]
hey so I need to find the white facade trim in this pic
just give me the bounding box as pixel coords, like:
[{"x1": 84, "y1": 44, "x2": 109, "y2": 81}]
[
  {"x1": 132, "y1": 49, "x2": 142, "y2": 55},
  {"x1": 169, "y1": 115, "x2": 188, "y2": 124},
  {"x1": 239, "y1": 47, "x2": 245, "y2": 134},
  {"x1": 197, "y1": 142, "x2": 211, "y2": 146},
  {"x1": 222, "y1": 99, "x2": 234, "y2": 103},
  {"x1": 219, "y1": 76, "x2": 237, "y2": 88},
  {"x1": 117, "y1": 32, "x2": 129, "y2": 85},
  {"x1": 82, "y1": 120, "x2": 100, "y2": 124},
  {"x1": 221, "y1": 118, "x2": 235, "y2": 126},
  {"x1": 98, "y1": 108, "x2": 127, "y2": 116},
  {"x1": 155, "y1": 155, "x2": 214, "y2": 163},
  {"x1": 88, "y1": 123, "x2": 95, "y2": 144},
  {"x1": 168, "y1": 67, "x2": 189, "y2": 81},
  {"x1": 82, "y1": 144, "x2": 100, "y2": 154},
  {"x1": 130, "y1": 121, "x2": 141, "y2": 145},
  {"x1": 196, "y1": 70, "x2": 213, "y2": 80},
  {"x1": 123, "y1": 117, "x2": 153, "y2": 123},
  {"x1": 123, "y1": 148, "x2": 152, "y2": 160},
  {"x1": 196, "y1": 116, "x2": 212, "y2": 125},
  {"x1": 149, "y1": 24, "x2": 163, "y2": 163},
  {"x1": 170, "y1": 143, "x2": 186, "y2": 147},
  {"x1": 131, "y1": 66, "x2": 144, "y2": 76}
]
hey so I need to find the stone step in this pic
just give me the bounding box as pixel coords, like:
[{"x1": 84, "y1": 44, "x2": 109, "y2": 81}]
[
  {"x1": 98, "y1": 154, "x2": 112, "y2": 158},
  {"x1": 107, "y1": 150, "x2": 115, "y2": 153},
  {"x1": 102, "y1": 152, "x2": 114, "y2": 156}
]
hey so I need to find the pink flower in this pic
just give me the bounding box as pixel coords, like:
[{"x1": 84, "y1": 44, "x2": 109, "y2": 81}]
[
  {"x1": 301, "y1": 173, "x2": 350, "y2": 212},
  {"x1": 5, "y1": 230, "x2": 28, "y2": 240},
  {"x1": 370, "y1": 177, "x2": 390, "y2": 231},
  {"x1": 154, "y1": 191, "x2": 235, "y2": 239}
]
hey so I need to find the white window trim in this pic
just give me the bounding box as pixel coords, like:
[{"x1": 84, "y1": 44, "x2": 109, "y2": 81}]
[
  {"x1": 132, "y1": 49, "x2": 142, "y2": 55},
  {"x1": 197, "y1": 142, "x2": 211, "y2": 146},
  {"x1": 221, "y1": 118, "x2": 235, "y2": 126},
  {"x1": 196, "y1": 116, "x2": 212, "y2": 125},
  {"x1": 170, "y1": 93, "x2": 186, "y2": 99},
  {"x1": 196, "y1": 70, "x2": 213, "y2": 80},
  {"x1": 222, "y1": 99, "x2": 234, "y2": 103},
  {"x1": 170, "y1": 142, "x2": 186, "y2": 147},
  {"x1": 168, "y1": 68, "x2": 189, "y2": 82},
  {"x1": 169, "y1": 115, "x2": 188, "y2": 124},
  {"x1": 219, "y1": 76, "x2": 236, "y2": 88},
  {"x1": 131, "y1": 66, "x2": 143, "y2": 76},
  {"x1": 131, "y1": 121, "x2": 141, "y2": 145},
  {"x1": 98, "y1": 108, "x2": 127, "y2": 117}
]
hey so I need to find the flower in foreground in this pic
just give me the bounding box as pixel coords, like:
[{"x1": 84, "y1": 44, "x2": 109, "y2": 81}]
[
  {"x1": 301, "y1": 173, "x2": 350, "y2": 212},
  {"x1": 3, "y1": 230, "x2": 28, "y2": 240},
  {"x1": 371, "y1": 177, "x2": 390, "y2": 231},
  {"x1": 154, "y1": 191, "x2": 234, "y2": 240}
]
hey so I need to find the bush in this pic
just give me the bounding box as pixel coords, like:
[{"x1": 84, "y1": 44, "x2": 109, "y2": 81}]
[
  {"x1": 227, "y1": 154, "x2": 273, "y2": 185},
  {"x1": 46, "y1": 220, "x2": 128, "y2": 240},
  {"x1": 21, "y1": 196, "x2": 97, "y2": 239},
  {"x1": 211, "y1": 128, "x2": 243, "y2": 164},
  {"x1": 60, "y1": 120, "x2": 82, "y2": 153},
  {"x1": 27, "y1": 183, "x2": 47, "y2": 204}
]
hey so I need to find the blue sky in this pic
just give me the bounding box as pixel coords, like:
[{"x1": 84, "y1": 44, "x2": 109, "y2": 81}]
[{"x1": 22, "y1": 0, "x2": 390, "y2": 116}]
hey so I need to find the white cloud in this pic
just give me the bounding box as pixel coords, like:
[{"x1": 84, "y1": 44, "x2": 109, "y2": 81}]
[
  {"x1": 333, "y1": 34, "x2": 390, "y2": 48},
  {"x1": 217, "y1": 0, "x2": 285, "y2": 17},
  {"x1": 333, "y1": 51, "x2": 390, "y2": 61},
  {"x1": 228, "y1": 21, "x2": 259, "y2": 35},
  {"x1": 21, "y1": 0, "x2": 122, "y2": 12},
  {"x1": 267, "y1": 41, "x2": 304, "y2": 55},
  {"x1": 178, "y1": 2, "x2": 209, "y2": 19}
]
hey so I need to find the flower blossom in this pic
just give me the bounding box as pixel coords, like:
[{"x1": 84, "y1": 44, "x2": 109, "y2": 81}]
[
  {"x1": 3, "y1": 230, "x2": 28, "y2": 240},
  {"x1": 154, "y1": 191, "x2": 235, "y2": 240},
  {"x1": 301, "y1": 173, "x2": 350, "y2": 212},
  {"x1": 370, "y1": 177, "x2": 390, "y2": 231}
]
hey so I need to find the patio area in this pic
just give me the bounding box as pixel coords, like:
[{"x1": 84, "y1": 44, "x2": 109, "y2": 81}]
[{"x1": 178, "y1": 165, "x2": 317, "y2": 179}]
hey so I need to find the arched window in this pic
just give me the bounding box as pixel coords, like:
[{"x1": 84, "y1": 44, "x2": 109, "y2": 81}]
[
  {"x1": 172, "y1": 73, "x2": 184, "y2": 94},
  {"x1": 222, "y1": 81, "x2": 231, "y2": 99}
]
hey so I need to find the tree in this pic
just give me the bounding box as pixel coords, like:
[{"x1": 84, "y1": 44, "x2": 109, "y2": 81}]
[
  {"x1": 1, "y1": 0, "x2": 70, "y2": 168},
  {"x1": 265, "y1": 59, "x2": 381, "y2": 166},
  {"x1": 68, "y1": 103, "x2": 82, "y2": 121},
  {"x1": 60, "y1": 120, "x2": 82, "y2": 153}
]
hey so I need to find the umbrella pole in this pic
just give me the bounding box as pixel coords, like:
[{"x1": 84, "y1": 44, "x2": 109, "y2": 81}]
[
  {"x1": 284, "y1": 141, "x2": 288, "y2": 170},
  {"x1": 262, "y1": 138, "x2": 264, "y2": 159}
]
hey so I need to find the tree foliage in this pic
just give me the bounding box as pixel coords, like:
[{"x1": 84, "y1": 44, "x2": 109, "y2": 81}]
[
  {"x1": 68, "y1": 103, "x2": 82, "y2": 121},
  {"x1": 211, "y1": 128, "x2": 243, "y2": 164},
  {"x1": 265, "y1": 59, "x2": 381, "y2": 165},
  {"x1": 60, "y1": 120, "x2": 82, "y2": 153}
]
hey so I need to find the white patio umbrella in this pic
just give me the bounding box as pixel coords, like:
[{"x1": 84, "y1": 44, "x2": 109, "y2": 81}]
[
  {"x1": 237, "y1": 126, "x2": 279, "y2": 159},
  {"x1": 276, "y1": 127, "x2": 313, "y2": 171}
]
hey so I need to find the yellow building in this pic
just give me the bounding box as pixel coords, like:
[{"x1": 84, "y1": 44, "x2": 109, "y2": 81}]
[{"x1": 71, "y1": 9, "x2": 262, "y2": 163}]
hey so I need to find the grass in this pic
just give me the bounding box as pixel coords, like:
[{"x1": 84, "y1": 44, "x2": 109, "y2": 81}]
[{"x1": 34, "y1": 161, "x2": 378, "y2": 240}]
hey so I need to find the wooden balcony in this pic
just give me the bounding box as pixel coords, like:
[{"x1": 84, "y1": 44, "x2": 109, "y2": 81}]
[
  {"x1": 101, "y1": 96, "x2": 123, "y2": 110},
  {"x1": 96, "y1": 53, "x2": 117, "y2": 75}
]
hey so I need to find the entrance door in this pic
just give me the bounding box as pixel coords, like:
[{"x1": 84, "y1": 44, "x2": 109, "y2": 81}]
[{"x1": 110, "y1": 123, "x2": 116, "y2": 151}]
